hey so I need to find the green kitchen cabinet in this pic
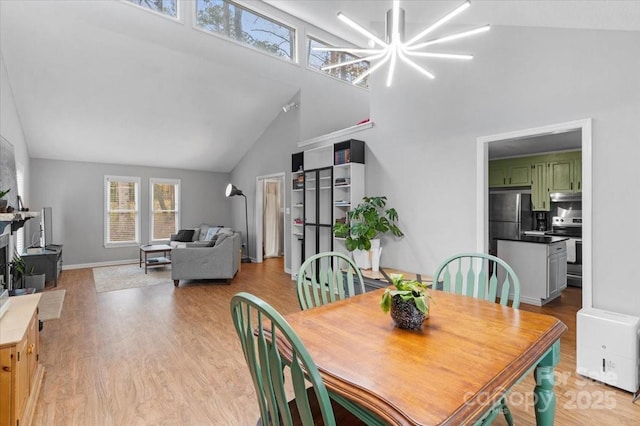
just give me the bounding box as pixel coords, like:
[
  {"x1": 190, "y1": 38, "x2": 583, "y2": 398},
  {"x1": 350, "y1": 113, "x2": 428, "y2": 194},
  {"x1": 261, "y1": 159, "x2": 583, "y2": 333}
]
[
  {"x1": 574, "y1": 158, "x2": 582, "y2": 192},
  {"x1": 548, "y1": 152, "x2": 582, "y2": 193},
  {"x1": 489, "y1": 160, "x2": 531, "y2": 188},
  {"x1": 531, "y1": 162, "x2": 550, "y2": 211},
  {"x1": 489, "y1": 161, "x2": 508, "y2": 187},
  {"x1": 509, "y1": 163, "x2": 531, "y2": 186},
  {"x1": 547, "y1": 159, "x2": 574, "y2": 192}
]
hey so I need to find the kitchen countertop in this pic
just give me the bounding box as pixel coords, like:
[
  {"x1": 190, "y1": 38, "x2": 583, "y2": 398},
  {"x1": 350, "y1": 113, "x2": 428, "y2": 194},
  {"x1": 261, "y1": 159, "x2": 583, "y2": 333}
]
[{"x1": 496, "y1": 235, "x2": 569, "y2": 244}]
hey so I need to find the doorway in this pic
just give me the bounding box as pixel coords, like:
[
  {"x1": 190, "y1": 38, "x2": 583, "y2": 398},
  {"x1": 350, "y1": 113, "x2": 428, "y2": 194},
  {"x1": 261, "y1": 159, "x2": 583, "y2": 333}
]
[
  {"x1": 476, "y1": 119, "x2": 593, "y2": 310},
  {"x1": 255, "y1": 173, "x2": 285, "y2": 265}
]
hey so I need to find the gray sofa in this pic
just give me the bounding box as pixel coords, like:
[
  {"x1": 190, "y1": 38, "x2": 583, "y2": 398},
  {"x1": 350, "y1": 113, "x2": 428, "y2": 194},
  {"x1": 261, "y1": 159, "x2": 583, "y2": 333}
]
[{"x1": 170, "y1": 225, "x2": 241, "y2": 287}]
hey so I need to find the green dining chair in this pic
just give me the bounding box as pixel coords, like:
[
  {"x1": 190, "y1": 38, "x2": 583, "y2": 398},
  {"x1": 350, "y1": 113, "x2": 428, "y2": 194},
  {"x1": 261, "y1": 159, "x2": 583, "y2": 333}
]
[
  {"x1": 432, "y1": 252, "x2": 520, "y2": 309},
  {"x1": 433, "y1": 253, "x2": 520, "y2": 426},
  {"x1": 230, "y1": 292, "x2": 365, "y2": 426},
  {"x1": 296, "y1": 252, "x2": 365, "y2": 310}
]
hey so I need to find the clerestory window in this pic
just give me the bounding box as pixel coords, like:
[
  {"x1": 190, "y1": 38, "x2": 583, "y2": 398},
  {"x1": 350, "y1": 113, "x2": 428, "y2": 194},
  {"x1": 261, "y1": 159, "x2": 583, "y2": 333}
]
[
  {"x1": 124, "y1": 0, "x2": 178, "y2": 18},
  {"x1": 195, "y1": 0, "x2": 295, "y2": 61},
  {"x1": 307, "y1": 36, "x2": 369, "y2": 88}
]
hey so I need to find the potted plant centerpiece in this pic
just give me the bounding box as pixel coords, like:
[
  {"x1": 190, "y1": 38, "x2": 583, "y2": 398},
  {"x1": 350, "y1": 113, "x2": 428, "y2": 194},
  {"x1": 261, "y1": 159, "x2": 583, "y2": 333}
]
[
  {"x1": 333, "y1": 196, "x2": 403, "y2": 270},
  {"x1": 380, "y1": 274, "x2": 431, "y2": 330}
]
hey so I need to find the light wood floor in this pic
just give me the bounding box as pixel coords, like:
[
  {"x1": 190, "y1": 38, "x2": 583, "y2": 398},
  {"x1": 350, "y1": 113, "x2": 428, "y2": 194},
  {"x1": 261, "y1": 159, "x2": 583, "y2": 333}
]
[{"x1": 33, "y1": 258, "x2": 639, "y2": 425}]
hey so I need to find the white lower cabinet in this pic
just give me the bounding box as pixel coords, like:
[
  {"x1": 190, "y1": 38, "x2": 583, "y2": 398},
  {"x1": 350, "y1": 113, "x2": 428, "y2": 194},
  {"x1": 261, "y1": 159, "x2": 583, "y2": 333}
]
[{"x1": 497, "y1": 239, "x2": 567, "y2": 306}]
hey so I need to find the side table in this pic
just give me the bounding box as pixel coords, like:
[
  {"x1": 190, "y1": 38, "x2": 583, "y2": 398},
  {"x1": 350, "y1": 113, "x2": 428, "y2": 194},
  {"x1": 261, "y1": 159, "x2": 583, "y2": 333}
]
[{"x1": 139, "y1": 244, "x2": 172, "y2": 274}]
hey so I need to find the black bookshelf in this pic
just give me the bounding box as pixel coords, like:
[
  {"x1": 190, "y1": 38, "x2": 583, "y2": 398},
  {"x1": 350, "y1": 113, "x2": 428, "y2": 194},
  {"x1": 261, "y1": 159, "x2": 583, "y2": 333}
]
[{"x1": 333, "y1": 139, "x2": 365, "y2": 165}]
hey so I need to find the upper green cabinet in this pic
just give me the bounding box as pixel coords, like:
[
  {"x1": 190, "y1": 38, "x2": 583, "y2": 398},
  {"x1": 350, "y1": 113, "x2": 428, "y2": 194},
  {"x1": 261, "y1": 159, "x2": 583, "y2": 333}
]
[
  {"x1": 489, "y1": 151, "x2": 582, "y2": 211},
  {"x1": 548, "y1": 151, "x2": 581, "y2": 193},
  {"x1": 488, "y1": 160, "x2": 531, "y2": 188},
  {"x1": 531, "y1": 162, "x2": 549, "y2": 211},
  {"x1": 547, "y1": 159, "x2": 573, "y2": 192}
]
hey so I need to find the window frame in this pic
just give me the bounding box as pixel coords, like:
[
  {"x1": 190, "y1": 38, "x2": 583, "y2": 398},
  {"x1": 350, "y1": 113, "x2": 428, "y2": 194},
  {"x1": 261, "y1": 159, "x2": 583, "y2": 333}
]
[
  {"x1": 104, "y1": 175, "x2": 141, "y2": 248},
  {"x1": 149, "y1": 178, "x2": 181, "y2": 243},
  {"x1": 193, "y1": 0, "x2": 297, "y2": 63},
  {"x1": 121, "y1": 0, "x2": 181, "y2": 21},
  {"x1": 306, "y1": 34, "x2": 370, "y2": 89}
]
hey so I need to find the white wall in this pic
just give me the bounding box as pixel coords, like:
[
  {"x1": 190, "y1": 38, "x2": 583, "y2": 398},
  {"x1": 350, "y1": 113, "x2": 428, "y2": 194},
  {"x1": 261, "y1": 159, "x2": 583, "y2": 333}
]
[
  {"x1": 362, "y1": 26, "x2": 640, "y2": 316},
  {"x1": 235, "y1": 25, "x2": 640, "y2": 316},
  {"x1": 0, "y1": 52, "x2": 30, "y2": 204},
  {"x1": 30, "y1": 159, "x2": 231, "y2": 267},
  {"x1": 230, "y1": 68, "x2": 370, "y2": 267}
]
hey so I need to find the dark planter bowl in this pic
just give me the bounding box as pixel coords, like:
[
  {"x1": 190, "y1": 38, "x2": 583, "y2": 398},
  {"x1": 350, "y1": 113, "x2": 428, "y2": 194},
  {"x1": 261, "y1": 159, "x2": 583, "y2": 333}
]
[{"x1": 390, "y1": 296, "x2": 427, "y2": 330}]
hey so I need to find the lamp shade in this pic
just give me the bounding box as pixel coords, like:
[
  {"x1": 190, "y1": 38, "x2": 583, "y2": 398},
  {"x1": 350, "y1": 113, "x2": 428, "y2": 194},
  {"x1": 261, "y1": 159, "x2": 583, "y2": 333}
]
[{"x1": 225, "y1": 184, "x2": 243, "y2": 197}]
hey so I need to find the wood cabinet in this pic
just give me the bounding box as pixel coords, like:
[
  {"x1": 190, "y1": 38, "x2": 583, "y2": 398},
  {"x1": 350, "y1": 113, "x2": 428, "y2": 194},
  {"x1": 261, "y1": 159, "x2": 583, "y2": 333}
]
[{"x1": 0, "y1": 294, "x2": 44, "y2": 426}]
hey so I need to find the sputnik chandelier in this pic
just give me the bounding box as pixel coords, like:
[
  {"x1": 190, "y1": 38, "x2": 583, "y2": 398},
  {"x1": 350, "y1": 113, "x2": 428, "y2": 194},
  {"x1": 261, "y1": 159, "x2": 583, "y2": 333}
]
[{"x1": 314, "y1": 0, "x2": 490, "y2": 87}]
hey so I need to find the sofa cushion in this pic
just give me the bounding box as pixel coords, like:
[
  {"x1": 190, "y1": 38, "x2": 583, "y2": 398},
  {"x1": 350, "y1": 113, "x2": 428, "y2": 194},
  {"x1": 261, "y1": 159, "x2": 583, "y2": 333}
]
[
  {"x1": 174, "y1": 229, "x2": 195, "y2": 242},
  {"x1": 204, "y1": 226, "x2": 221, "y2": 241},
  {"x1": 185, "y1": 241, "x2": 215, "y2": 248},
  {"x1": 170, "y1": 241, "x2": 187, "y2": 249}
]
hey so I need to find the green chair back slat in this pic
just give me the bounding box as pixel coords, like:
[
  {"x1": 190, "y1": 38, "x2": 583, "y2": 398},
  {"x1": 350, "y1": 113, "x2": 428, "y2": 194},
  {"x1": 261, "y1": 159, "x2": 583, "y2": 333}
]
[
  {"x1": 230, "y1": 292, "x2": 337, "y2": 426},
  {"x1": 465, "y1": 260, "x2": 476, "y2": 297},
  {"x1": 433, "y1": 253, "x2": 520, "y2": 308},
  {"x1": 477, "y1": 263, "x2": 487, "y2": 300},
  {"x1": 297, "y1": 251, "x2": 365, "y2": 310}
]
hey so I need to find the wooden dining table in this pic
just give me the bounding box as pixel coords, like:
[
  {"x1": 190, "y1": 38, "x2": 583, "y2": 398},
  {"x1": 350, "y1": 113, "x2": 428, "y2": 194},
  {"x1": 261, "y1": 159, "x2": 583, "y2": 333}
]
[{"x1": 282, "y1": 289, "x2": 568, "y2": 426}]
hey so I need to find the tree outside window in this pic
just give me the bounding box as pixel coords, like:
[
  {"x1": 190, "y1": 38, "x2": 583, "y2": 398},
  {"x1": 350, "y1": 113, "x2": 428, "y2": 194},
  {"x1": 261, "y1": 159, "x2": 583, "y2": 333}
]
[
  {"x1": 308, "y1": 37, "x2": 369, "y2": 88},
  {"x1": 105, "y1": 176, "x2": 140, "y2": 246},
  {"x1": 125, "y1": 0, "x2": 178, "y2": 18},
  {"x1": 150, "y1": 178, "x2": 180, "y2": 241},
  {"x1": 196, "y1": 0, "x2": 295, "y2": 61}
]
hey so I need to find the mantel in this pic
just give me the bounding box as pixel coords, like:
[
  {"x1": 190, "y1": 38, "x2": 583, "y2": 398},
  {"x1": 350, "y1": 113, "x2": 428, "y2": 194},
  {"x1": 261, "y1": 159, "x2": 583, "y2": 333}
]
[
  {"x1": 0, "y1": 211, "x2": 39, "y2": 234},
  {"x1": 298, "y1": 121, "x2": 374, "y2": 148}
]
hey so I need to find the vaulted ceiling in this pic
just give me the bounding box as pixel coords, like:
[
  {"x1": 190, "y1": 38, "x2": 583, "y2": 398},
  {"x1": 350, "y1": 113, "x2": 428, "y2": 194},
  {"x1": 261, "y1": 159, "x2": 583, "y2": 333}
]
[{"x1": 2, "y1": 1, "x2": 639, "y2": 172}]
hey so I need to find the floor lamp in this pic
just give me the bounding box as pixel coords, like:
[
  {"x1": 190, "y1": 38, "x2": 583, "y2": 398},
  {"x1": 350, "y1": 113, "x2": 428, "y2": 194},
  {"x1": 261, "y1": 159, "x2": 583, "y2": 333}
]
[{"x1": 225, "y1": 183, "x2": 251, "y2": 263}]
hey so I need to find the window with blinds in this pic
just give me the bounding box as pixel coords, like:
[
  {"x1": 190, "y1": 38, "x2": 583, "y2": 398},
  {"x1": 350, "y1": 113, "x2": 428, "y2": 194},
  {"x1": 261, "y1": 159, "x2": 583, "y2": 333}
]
[
  {"x1": 150, "y1": 178, "x2": 180, "y2": 241},
  {"x1": 105, "y1": 176, "x2": 140, "y2": 247}
]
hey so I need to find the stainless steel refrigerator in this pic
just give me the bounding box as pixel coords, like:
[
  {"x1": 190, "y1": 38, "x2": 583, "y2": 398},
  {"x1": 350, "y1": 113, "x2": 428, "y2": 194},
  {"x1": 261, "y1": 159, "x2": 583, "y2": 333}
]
[{"x1": 488, "y1": 191, "x2": 533, "y2": 255}]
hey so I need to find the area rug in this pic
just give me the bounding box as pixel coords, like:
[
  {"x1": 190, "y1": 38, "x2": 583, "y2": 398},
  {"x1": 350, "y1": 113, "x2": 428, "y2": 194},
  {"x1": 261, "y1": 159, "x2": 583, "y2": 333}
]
[
  {"x1": 93, "y1": 263, "x2": 171, "y2": 293},
  {"x1": 38, "y1": 289, "x2": 65, "y2": 321}
]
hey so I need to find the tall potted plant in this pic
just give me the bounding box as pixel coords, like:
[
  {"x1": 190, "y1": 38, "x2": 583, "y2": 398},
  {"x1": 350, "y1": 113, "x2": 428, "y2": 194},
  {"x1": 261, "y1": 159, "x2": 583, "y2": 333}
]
[{"x1": 334, "y1": 196, "x2": 403, "y2": 270}]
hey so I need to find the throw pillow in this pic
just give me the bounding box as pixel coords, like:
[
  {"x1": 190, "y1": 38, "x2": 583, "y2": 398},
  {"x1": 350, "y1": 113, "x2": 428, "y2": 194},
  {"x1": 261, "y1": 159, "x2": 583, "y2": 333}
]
[
  {"x1": 175, "y1": 229, "x2": 195, "y2": 242},
  {"x1": 205, "y1": 226, "x2": 221, "y2": 241}
]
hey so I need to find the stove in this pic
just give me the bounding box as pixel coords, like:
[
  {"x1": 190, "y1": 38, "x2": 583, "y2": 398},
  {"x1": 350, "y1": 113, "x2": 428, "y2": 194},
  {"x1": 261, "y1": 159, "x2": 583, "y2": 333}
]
[{"x1": 545, "y1": 216, "x2": 582, "y2": 237}]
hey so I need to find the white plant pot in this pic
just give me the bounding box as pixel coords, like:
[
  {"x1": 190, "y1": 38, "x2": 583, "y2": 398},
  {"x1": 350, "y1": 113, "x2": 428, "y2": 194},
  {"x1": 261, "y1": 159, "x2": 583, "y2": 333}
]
[
  {"x1": 371, "y1": 247, "x2": 383, "y2": 272},
  {"x1": 24, "y1": 273, "x2": 46, "y2": 292},
  {"x1": 352, "y1": 239, "x2": 380, "y2": 270}
]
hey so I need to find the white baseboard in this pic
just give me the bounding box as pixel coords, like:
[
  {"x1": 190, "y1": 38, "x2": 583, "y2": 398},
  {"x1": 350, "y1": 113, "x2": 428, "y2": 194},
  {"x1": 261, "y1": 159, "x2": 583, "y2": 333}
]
[{"x1": 63, "y1": 259, "x2": 139, "y2": 270}]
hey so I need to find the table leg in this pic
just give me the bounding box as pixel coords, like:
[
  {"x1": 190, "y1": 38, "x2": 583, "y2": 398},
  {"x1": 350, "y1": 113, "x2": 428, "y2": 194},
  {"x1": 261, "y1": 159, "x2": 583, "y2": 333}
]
[
  {"x1": 534, "y1": 341, "x2": 561, "y2": 426},
  {"x1": 139, "y1": 248, "x2": 142, "y2": 268}
]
